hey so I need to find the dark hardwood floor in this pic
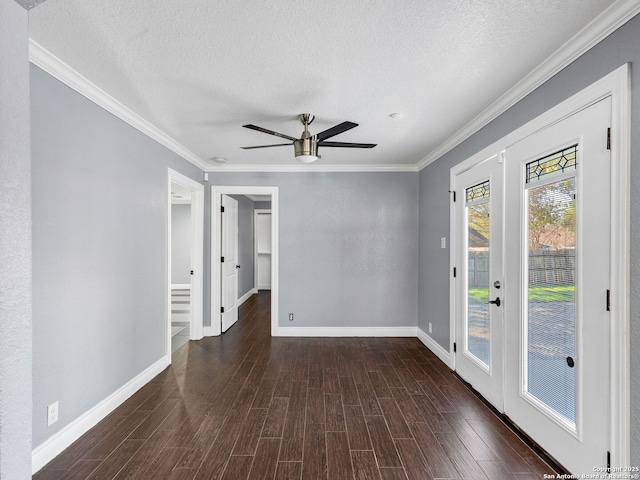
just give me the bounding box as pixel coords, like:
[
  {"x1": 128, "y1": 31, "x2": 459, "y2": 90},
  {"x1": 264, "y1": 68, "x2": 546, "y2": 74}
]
[{"x1": 34, "y1": 291, "x2": 556, "y2": 479}]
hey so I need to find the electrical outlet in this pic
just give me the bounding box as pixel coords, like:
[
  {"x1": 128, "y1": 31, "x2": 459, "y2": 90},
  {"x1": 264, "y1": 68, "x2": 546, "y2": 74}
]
[
  {"x1": 440, "y1": 237, "x2": 447, "y2": 249},
  {"x1": 47, "y1": 401, "x2": 58, "y2": 427},
  {"x1": 289, "y1": 313, "x2": 294, "y2": 322},
  {"x1": 428, "y1": 322, "x2": 432, "y2": 334}
]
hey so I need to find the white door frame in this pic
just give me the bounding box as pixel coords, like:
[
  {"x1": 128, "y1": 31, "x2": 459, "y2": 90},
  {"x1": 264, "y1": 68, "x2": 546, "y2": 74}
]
[
  {"x1": 211, "y1": 186, "x2": 279, "y2": 337},
  {"x1": 167, "y1": 169, "x2": 205, "y2": 359},
  {"x1": 449, "y1": 64, "x2": 630, "y2": 468}
]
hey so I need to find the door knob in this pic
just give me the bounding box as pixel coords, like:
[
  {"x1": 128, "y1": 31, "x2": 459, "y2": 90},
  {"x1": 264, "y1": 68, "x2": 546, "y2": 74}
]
[{"x1": 486, "y1": 297, "x2": 501, "y2": 307}]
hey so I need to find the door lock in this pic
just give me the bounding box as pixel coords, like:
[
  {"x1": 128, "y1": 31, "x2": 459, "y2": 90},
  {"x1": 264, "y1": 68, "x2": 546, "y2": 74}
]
[{"x1": 486, "y1": 297, "x2": 501, "y2": 307}]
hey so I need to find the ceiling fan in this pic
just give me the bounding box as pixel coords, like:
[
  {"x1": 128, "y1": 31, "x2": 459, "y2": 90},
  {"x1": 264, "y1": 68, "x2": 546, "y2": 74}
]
[{"x1": 241, "y1": 113, "x2": 376, "y2": 163}]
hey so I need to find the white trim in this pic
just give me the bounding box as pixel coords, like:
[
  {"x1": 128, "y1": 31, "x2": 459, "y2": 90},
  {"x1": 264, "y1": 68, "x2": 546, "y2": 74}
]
[
  {"x1": 31, "y1": 355, "x2": 169, "y2": 474},
  {"x1": 238, "y1": 288, "x2": 258, "y2": 308},
  {"x1": 211, "y1": 186, "x2": 280, "y2": 337},
  {"x1": 205, "y1": 163, "x2": 418, "y2": 173},
  {"x1": 449, "y1": 171, "x2": 458, "y2": 372},
  {"x1": 29, "y1": 40, "x2": 208, "y2": 172},
  {"x1": 448, "y1": 64, "x2": 630, "y2": 469},
  {"x1": 416, "y1": 328, "x2": 452, "y2": 368},
  {"x1": 168, "y1": 169, "x2": 205, "y2": 357},
  {"x1": 277, "y1": 326, "x2": 418, "y2": 337},
  {"x1": 171, "y1": 284, "x2": 191, "y2": 290},
  {"x1": 203, "y1": 326, "x2": 216, "y2": 337},
  {"x1": 608, "y1": 62, "x2": 631, "y2": 470},
  {"x1": 417, "y1": 0, "x2": 640, "y2": 171}
]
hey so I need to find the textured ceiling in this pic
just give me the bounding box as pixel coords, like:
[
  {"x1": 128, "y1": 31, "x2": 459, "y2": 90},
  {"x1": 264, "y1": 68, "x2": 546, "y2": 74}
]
[{"x1": 29, "y1": 0, "x2": 618, "y2": 170}]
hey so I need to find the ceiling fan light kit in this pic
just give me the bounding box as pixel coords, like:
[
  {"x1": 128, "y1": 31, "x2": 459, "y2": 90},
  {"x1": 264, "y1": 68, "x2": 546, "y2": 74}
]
[{"x1": 242, "y1": 113, "x2": 376, "y2": 163}]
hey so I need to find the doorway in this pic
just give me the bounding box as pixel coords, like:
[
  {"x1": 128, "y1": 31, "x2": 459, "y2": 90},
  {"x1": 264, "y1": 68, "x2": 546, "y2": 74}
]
[
  {"x1": 167, "y1": 169, "x2": 204, "y2": 358},
  {"x1": 450, "y1": 66, "x2": 629, "y2": 474},
  {"x1": 170, "y1": 185, "x2": 193, "y2": 351},
  {"x1": 211, "y1": 186, "x2": 279, "y2": 337},
  {"x1": 254, "y1": 208, "x2": 272, "y2": 291}
]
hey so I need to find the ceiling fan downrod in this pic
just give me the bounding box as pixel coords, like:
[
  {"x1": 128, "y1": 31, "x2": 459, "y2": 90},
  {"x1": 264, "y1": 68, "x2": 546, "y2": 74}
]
[{"x1": 294, "y1": 113, "x2": 319, "y2": 163}]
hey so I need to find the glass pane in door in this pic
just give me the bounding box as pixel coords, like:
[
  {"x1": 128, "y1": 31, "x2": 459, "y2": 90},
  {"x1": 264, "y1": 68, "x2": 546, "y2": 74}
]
[
  {"x1": 525, "y1": 160, "x2": 577, "y2": 426},
  {"x1": 466, "y1": 181, "x2": 490, "y2": 366}
]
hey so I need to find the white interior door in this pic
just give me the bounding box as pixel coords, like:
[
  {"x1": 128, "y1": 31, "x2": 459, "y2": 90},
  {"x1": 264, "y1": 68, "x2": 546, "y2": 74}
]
[
  {"x1": 503, "y1": 98, "x2": 611, "y2": 474},
  {"x1": 453, "y1": 154, "x2": 504, "y2": 410},
  {"x1": 221, "y1": 195, "x2": 239, "y2": 332}
]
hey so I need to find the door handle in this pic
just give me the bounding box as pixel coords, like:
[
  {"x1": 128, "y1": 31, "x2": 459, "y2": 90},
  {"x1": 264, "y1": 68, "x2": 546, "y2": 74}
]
[
  {"x1": 486, "y1": 297, "x2": 501, "y2": 307},
  {"x1": 236, "y1": 264, "x2": 241, "y2": 269}
]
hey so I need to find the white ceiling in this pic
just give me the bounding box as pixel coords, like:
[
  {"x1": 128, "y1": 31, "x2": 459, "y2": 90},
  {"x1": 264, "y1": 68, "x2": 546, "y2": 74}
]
[{"x1": 29, "y1": 0, "x2": 624, "y2": 171}]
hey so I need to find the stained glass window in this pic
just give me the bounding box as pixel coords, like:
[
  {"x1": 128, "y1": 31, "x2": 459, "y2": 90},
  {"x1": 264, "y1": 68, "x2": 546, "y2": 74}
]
[
  {"x1": 466, "y1": 180, "x2": 490, "y2": 203},
  {"x1": 526, "y1": 145, "x2": 577, "y2": 184}
]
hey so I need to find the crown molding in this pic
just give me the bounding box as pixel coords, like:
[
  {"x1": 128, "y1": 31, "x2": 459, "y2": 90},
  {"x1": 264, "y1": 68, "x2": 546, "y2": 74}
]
[
  {"x1": 28, "y1": 40, "x2": 210, "y2": 171},
  {"x1": 203, "y1": 163, "x2": 419, "y2": 173},
  {"x1": 416, "y1": 0, "x2": 640, "y2": 171}
]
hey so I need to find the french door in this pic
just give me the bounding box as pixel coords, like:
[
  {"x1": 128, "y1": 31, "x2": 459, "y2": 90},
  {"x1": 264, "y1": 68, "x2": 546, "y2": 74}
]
[
  {"x1": 453, "y1": 98, "x2": 611, "y2": 474},
  {"x1": 503, "y1": 97, "x2": 611, "y2": 473},
  {"x1": 453, "y1": 154, "x2": 504, "y2": 410}
]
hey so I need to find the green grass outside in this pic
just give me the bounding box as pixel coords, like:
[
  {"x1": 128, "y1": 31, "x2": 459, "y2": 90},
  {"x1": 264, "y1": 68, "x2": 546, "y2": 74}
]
[{"x1": 468, "y1": 284, "x2": 575, "y2": 303}]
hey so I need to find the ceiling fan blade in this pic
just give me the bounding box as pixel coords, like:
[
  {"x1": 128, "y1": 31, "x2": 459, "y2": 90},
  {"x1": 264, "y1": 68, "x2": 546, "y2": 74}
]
[
  {"x1": 316, "y1": 121, "x2": 358, "y2": 141},
  {"x1": 241, "y1": 143, "x2": 291, "y2": 149},
  {"x1": 243, "y1": 124, "x2": 297, "y2": 141},
  {"x1": 318, "y1": 141, "x2": 377, "y2": 148}
]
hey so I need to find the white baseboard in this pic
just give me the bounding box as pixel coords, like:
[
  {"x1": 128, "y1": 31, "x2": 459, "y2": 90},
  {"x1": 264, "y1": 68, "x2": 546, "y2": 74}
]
[
  {"x1": 416, "y1": 327, "x2": 452, "y2": 367},
  {"x1": 31, "y1": 355, "x2": 170, "y2": 474},
  {"x1": 171, "y1": 284, "x2": 190, "y2": 290},
  {"x1": 277, "y1": 326, "x2": 418, "y2": 337},
  {"x1": 237, "y1": 288, "x2": 257, "y2": 307},
  {"x1": 203, "y1": 325, "x2": 216, "y2": 337}
]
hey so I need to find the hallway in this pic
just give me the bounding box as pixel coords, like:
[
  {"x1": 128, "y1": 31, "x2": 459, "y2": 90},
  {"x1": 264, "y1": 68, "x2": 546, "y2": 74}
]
[{"x1": 34, "y1": 291, "x2": 556, "y2": 479}]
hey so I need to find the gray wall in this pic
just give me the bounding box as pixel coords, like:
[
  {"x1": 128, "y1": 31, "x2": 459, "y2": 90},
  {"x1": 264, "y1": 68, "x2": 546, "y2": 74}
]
[
  {"x1": 418, "y1": 12, "x2": 640, "y2": 463},
  {"x1": 30, "y1": 65, "x2": 203, "y2": 447},
  {"x1": 171, "y1": 203, "x2": 191, "y2": 284},
  {"x1": 231, "y1": 195, "x2": 256, "y2": 299},
  {"x1": 0, "y1": 1, "x2": 32, "y2": 477},
  {"x1": 209, "y1": 172, "x2": 419, "y2": 328}
]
